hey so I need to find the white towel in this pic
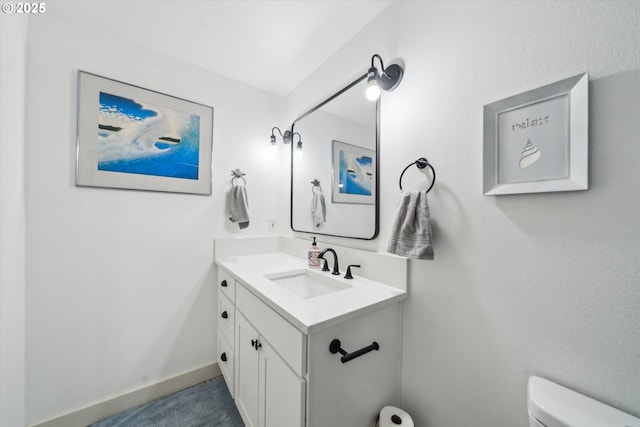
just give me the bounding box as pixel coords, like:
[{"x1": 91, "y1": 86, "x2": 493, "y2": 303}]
[
  {"x1": 387, "y1": 190, "x2": 434, "y2": 260},
  {"x1": 311, "y1": 191, "x2": 326, "y2": 227},
  {"x1": 227, "y1": 183, "x2": 250, "y2": 229}
]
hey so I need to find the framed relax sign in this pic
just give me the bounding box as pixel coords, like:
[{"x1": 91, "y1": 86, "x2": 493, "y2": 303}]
[{"x1": 483, "y1": 73, "x2": 588, "y2": 195}]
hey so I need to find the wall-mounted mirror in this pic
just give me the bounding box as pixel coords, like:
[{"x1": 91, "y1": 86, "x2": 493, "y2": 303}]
[{"x1": 291, "y1": 75, "x2": 379, "y2": 239}]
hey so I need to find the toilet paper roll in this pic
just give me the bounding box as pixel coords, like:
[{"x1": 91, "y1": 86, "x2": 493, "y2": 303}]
[{"x1": 377, "y1": 405, "x2": 414, "y2": 427}]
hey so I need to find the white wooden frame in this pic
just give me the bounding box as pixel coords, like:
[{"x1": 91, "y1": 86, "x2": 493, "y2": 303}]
[{"x1": 483, "y1": 73, "x2": 588, "y2": 195}]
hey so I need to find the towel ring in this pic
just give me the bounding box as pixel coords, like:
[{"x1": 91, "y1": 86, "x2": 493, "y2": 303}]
[
  {"x1": 231, "y1": 169, "x2": 246, "y2": 185},
  {"x1": 311, "y1": 179, "x2": 322, "y2": 194},
  {"x1": 399, "y1": 157, "x2": 435, "y2": 193}
]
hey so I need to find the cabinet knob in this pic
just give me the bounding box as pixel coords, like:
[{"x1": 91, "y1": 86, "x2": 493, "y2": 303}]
[
  {"x1": 251, "y1": 339, "x2": 262, "y2": 350},
  {"x1": 221, "y1": 310, "x2": 228, "y2": 319},
  {"x1": 220, "y1": 352, "x2": 227, "y2": 362},
  {"x1": 220, "y1": 279, "x2": 228, "y2": 287}
]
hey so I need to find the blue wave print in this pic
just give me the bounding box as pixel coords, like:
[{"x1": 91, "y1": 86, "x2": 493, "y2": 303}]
[
  {"x1": 99, "y1": 115, "x2": 201, "y2": 180},
  {"x1": 340, "y1": 171, "x2": 372, "y2": 195},
  {"x1": 339, "y1": 150, "x2": 373, "y2": 195},
  {"x1": 100, "y1": 92, "x2": 157, "y2": 121},
  {"x1": 357, "y1": 156, "x2": 372, "y2": 166}
]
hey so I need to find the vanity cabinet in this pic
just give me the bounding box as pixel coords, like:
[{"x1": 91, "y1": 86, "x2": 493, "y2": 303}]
[
  {"x1": 216, "y1": 264, "x2": 403, "y2": 427},
  {"x1": 217, "y1": 269, "x2": 306, "y2": 427}
]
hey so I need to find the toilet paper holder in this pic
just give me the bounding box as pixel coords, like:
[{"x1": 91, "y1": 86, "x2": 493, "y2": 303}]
[{"x1": 329, "y1": 339, "x2": 379, "y2": 363}]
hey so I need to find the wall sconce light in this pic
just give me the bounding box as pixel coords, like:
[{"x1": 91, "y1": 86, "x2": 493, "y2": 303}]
[
  {"x1": 366, "y1": 54, "x2": 404, "y2": 101},
  {"x1": 270, "y1": 126, "x2": 291, "y2": 149},
  {"x1": 292, "y1": 132, "x2": 303, "y2": 158}
]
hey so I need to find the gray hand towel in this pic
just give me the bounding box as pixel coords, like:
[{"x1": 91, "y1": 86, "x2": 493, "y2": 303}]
[
  {"x1": 311, "y1": 191, "x2": 326, "y2": 227},
  {"x1": 387, "y1": 190, "x2": 434, "y2": 260},
  {"x1": 227, "y1": 183, "x2": 250, "y2": 229}
]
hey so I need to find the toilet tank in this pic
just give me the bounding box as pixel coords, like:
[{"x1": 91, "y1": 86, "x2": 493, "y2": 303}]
[{"x1": 527, "y1": 376, "x2": 640, "y2": 427}]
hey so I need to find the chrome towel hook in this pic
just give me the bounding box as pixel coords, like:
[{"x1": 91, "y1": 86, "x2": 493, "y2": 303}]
[{"x1": 399, "y1": 157, "x2": 435, "y2": 193}]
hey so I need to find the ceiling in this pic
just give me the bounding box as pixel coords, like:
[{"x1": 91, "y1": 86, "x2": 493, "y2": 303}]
[{"x1": 48, "y1": 0, "x2": 394, "y2": 97}]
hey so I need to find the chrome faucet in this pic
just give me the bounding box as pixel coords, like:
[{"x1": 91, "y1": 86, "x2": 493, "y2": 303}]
[{"x1": 318, "y1": 248, "x2": 340, "y2": 275}]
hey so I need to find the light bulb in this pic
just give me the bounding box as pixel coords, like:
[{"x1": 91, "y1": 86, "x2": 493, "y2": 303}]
[
  {"x1": 366, "y1": 83, "x2": 381, "y2": 101},
  {"x1": 366, "y1": 65, "x2": 381, "y2": 101}
]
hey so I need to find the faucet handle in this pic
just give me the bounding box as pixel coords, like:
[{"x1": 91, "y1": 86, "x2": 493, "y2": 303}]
[
  {"x1": 344, "y1": 264, "x2": 361, "y2": 279},
  {"x1": 321, "y1": 258, "x2": 330, "y2": 272}
]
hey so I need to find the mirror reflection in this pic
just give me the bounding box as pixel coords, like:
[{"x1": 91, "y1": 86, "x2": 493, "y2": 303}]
[{"x1": 291, "y1": 75, "x2": 379, "y2": 239}]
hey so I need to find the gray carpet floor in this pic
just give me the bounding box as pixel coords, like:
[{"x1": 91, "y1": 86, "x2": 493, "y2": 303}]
[{"x1": 90, "y1": 376, "x2": 244, "y2": 427}]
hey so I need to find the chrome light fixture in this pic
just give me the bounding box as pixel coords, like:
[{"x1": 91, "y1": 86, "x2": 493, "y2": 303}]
[
  {"x1": 366, "y1": 54, "x2": 404, "y2": 101},
  {"x1": 292, "y1": 132, "x2": 303, "y2": 158},
  {"x1": 270, "y1": 127, "x2": 292, "y2": 148}
]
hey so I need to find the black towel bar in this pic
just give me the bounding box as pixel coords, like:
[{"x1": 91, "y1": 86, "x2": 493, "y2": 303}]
[
  {"x1": 329, "y1": 339, "x2": 379, "y2": 364},
  {"x1": 399, "y1": 157, "x2": 435, "y2": 193}
]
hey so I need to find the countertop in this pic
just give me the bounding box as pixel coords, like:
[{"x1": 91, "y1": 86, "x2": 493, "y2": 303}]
[{"x1": 216, "y1": 252, "x2": 407, "y2": 334}]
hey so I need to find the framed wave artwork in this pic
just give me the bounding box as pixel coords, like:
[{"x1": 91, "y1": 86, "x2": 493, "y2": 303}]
[
  {"x1": 331, "y1": 139, "x2": 375, "y2": 205},
  {"x1": 76, "y1": 71, "x2": 213, "y2": 195}
]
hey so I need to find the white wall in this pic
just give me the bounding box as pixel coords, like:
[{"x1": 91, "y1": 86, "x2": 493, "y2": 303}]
[
  {"x1": 24, "y1": 11, "x2": 286, "y2": 425},
  {"x1": 0, "y1": 13, "x2": 28, "y2": 427},
  {"x1": 286, "y1": 1, "x2": 640, "y2": 425}
]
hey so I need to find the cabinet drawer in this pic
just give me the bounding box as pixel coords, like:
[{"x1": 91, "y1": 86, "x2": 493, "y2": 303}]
[
  {"x1": 218, "y1": 290, "x2": 234, "y2": 344},
  {"x1": 218, "y1": 268, "x2": 236, "y2": 303},
  {"x1": 217, "y1": 331, "x2": 234, "y2": 397},
  {"x1": 236, "y1": 283, "x2": 307, "y2": 377}
]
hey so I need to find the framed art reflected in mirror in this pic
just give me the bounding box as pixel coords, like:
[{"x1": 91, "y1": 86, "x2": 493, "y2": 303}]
[{"x1": 331, "y1": 139, "x2": 375, "y2": 205}]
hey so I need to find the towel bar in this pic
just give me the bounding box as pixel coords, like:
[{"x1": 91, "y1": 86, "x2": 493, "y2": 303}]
[
  {"x1": 399, "y1": 157, "x2": 435, "y2": 193},
  {"x1": 329, "y1": 339, "x2": 379, "y2": 363}
]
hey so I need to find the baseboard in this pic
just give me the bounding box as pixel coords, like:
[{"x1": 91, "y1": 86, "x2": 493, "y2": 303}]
[{"x1": 29, "y1": 362, "x2": 221, "y2": 427}]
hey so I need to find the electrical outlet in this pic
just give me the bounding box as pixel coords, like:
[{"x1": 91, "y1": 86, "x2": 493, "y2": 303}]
[{"x1": 267, "y1": 217, "x2": 278, "y2": 234}]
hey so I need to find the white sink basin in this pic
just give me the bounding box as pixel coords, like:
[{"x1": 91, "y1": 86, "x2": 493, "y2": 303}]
[{"x1": 264, "y1": 269, "x2": 352, "y2": 299}]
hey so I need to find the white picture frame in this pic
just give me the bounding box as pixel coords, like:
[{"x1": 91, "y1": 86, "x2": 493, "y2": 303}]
[
  {"x1": 331, "y1": 139, "x2": 376, "y2": 205},
  {"x1": 483, "y1": 73, "x2": 588, "y2": 195},
  {"x1": 76, "y1": 71, "x2": 213, "y2": 195}
]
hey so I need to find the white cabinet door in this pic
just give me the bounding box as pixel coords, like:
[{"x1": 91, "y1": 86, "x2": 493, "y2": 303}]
[
  {"x1": 235, "y1": 312, "x2": 260, "y2": 427},
  {"x1": 259, "y1": 340, "x2": 306, "y2": 427},
  {"x1": 236, "y1": 311, "x2": 306, "y2": 427}
]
